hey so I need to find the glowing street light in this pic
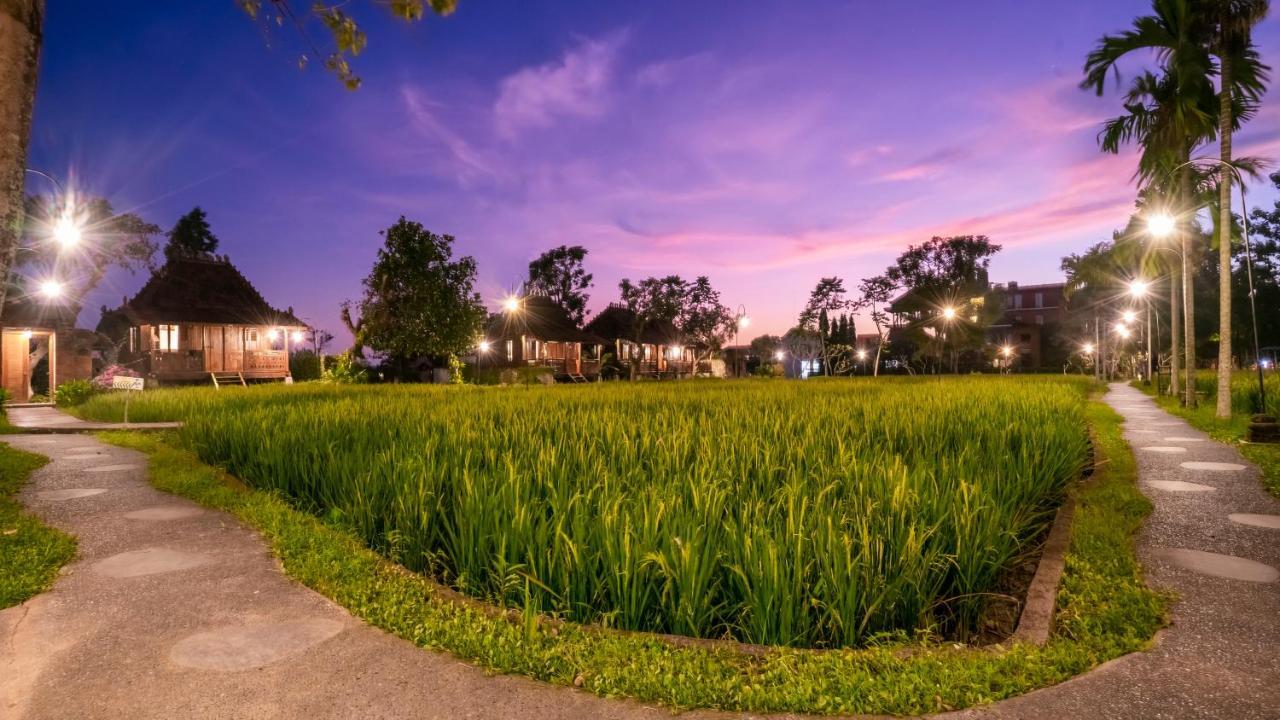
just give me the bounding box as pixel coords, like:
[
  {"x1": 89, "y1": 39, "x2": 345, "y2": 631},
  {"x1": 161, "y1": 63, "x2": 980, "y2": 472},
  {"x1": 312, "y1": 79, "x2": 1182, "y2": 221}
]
[
  {"x1": 856, "y1": 348, "x2": 868, "y2": 361},
  {"x1": 52, "y1": 214, "x2": 82, "y2": 248},
  {"x1": 38, "y1": 280, "x2": 63, "y2": 299},
  {"x1": 774, "y1": 350, "x2": 786, "y2": 362},
  {"x1": 738, "y1": 315, "x2": 751, "y2": 328},
  {"x1": 291, "y1": 330, "x2": 305, "y2": 343},
  {"x1": 941, "y1": 306, "x2": 957, "y2": 321},
  {"x1": 503, "y1": 296, "x2": 521, "y2": 312},
  {"x1": 1000, "y1": 345, "x2": 1013, "y2": 357},
  {"x1": 1128, "y1": 279, "x2": 1149, "y2": 298},
  {"x1": 1082, "y1": 342, "x2": 1095, "y2": 355},
  {"x1": 1121, "y1": 310, "x2": 1137, "y2": 324},
  {"x1": 478, "y1": 340, "x2": 492, "y2": 353},
  {"x1": 1115, "y1": 324, "x2": 1131, "y2": 339},
  {"x1": 1147, "y1": 213, "x2": 1175, "y2": 239},
  {"x1": 267, "y1": 328, "x2": 280, "y2": 341}
]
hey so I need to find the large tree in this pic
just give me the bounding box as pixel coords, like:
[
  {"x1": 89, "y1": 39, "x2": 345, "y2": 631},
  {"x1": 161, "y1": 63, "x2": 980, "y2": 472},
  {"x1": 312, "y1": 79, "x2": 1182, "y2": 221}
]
[
  {"x1": 524, "y1": 245, "x2": 593, "y2": 326},
  {"x1": 0, "y1": 1, "x2": 44, "y2": 324},
  {"x1": 1204, "y1": 0, "x2": 1270, "y2": 417},
  {"x1": 678, "y1": 276, "x2": 733, "y2": 375},
  {"x1": 854, "y1": 275, "x2": 895, "y2": 377},
  {"x1": 353, "y1": 217, "x2": 486, "y2": 371},
  {"x1": 798, "y1": 277, "x2": 848, "y2": 376},
  {"x1": 618, "y1": 275, "x2": 685, "y2": 379},
  {"x1": 164, "y1": 207, "x2": 220, "y2": 262}
]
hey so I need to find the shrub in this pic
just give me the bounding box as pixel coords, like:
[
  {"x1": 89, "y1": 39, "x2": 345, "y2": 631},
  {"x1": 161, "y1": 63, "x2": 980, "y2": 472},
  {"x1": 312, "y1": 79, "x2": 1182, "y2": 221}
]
[
  {"x1": 321, "y1": 353, "x2": 368, "y2": 384},
  {"x1": 54, "y1": 379, "x2": 97, "y2": 407}
]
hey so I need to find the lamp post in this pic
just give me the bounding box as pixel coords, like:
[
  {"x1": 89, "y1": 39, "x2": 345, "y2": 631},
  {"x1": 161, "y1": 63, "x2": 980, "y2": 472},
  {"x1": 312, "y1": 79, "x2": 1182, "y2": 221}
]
[
  {"x1": 1129, "y1": 279, "x2": 1153, "y2": 385},
  {"x1": 1146, "y1": 212, "x2": 1187, "y2": 402},
  {"x1": 1082, "y1": 342, "x2": 1096, "y2": 378},
  {"x1": 733, "y1": 304, "x2": 749, "y2": 377},
  {"x1": 1000, "y1": 345, "x2": 1013, "y2": 375},
  {"x1": 939, "y1": 306, "x2": 957, "y2": 374}
]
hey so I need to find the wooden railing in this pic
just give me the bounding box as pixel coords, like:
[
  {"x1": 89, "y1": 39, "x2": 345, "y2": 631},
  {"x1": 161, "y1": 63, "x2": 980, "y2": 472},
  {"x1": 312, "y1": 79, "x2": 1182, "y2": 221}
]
[
  {"x1": 149, "y1": 350, "x2": 204, "y2": 373},
  {"x1": 244, "y1": 351, "x2": 288, "y2": 372}
]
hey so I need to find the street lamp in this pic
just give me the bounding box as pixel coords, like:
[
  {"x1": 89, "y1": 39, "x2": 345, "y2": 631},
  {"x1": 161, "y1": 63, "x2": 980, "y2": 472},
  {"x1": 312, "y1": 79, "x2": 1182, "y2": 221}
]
[
  {"x1": 38, "y1": 280, "x2": 63, "y2": 299},
  {"x1": 939, "y1": 306, "x2": 958, "y2": 373},
  {"x1": 1000, "y1": 345, "x2": 1013, "y2": 374},
  {"x1": 503, "y1": 296, "x2": 521, "y2": 313},
  {"x1": 1147, "y1": 213, "x2": 1175, "y2": 239},
  {"x1": 1128, "y1": 279, "x2": 1154, "y2": 385},
  {"x1": 733, "y1": 304, "x2": 749, "y2": 377},
  {"x1": 52, "y1": 215, "x2": 82, "y2": 248}
]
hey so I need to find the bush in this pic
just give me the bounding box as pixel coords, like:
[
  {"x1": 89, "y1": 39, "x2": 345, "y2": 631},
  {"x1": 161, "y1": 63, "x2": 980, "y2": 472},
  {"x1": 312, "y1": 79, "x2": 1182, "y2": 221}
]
[
  {"x1": 289, "y1": 350, "x2": 323, "y2": 381},
  {"x1": 55, "y1": 379, "x2": 97, "y2": 407},
  {"x1": 321, "y1": 353, "x2": 368, "y2": 384}
]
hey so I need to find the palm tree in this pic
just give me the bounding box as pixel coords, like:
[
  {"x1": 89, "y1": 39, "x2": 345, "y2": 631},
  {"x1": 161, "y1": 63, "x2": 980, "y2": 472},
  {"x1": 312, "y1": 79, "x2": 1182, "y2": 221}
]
[
  {"x1": 1204, "y1": 0, "x2": 1270, "y2": 418},
  {"x1": 1083, "y1": 0, "x2": 1218, "y2": 406},
  {"x1": 0, "y1": 1, "x2": 44, "y2": 319}
]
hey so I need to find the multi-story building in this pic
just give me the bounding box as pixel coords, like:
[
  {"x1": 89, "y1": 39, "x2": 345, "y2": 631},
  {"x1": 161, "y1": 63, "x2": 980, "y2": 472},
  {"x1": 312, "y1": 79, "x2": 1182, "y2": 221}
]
[{"x1": 988, "y1": 281, "x2": 1068, "y2": 369}]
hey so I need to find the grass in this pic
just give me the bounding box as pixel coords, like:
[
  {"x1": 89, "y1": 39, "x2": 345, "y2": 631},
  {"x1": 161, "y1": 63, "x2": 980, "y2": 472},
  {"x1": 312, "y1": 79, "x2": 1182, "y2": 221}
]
[
  {"x1": 94, "y1": 380, "x2": 1166, "y2": 716},
  {"x1": 1135, "y1": 371, "x2": 1280, "y2": 497},
  {"x1": 0, "y1": 443, "x2": 76, "y2": 608},
  {"x1": 82, "y1": 377, "x2": 1090, "y2": 647}
]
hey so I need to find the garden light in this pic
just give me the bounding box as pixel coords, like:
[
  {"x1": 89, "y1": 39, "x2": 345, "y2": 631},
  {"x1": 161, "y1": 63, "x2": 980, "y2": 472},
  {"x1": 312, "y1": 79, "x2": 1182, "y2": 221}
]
[
  {"x1": 267, "y1": 328, "x2": 280, "y2": 341},
  {"x1": 38, "y1": 280, "x2": 63, "y2": 299},
  {"x1": 478, "y1": 340, "x2": 492, "y2": 352},
  {"x1": 1147, "y1": 213, "x2": 1175, "y2": 239},
  {"x1": 291, "y1": 330, "x2": 305, "y2": 343},
  {"x1": 52, "y1": 214, "x2": 82, "y2": 248}
]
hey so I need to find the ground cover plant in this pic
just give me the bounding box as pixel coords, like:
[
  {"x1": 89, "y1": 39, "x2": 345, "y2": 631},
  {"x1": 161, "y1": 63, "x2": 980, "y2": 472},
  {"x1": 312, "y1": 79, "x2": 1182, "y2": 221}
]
[
  {"x1": 1138, "y1": 371, "x2": 1280, "y2": 497},
  {"x1": 93, "y1": 385, "x2": 1165, "y2": 715},
  {"x1": 0, "y1": 444, "x2": 76, "y2": 608},
  {"x1": 82, "y1": 377, "x2": 1090, "y2": 647}
]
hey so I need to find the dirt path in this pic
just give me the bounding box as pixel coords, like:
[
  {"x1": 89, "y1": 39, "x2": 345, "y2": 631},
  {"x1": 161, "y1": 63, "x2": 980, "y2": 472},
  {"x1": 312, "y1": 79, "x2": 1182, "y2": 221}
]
[{"x1": 3, "y1": 386, "x2": 1278, "y2": 719}]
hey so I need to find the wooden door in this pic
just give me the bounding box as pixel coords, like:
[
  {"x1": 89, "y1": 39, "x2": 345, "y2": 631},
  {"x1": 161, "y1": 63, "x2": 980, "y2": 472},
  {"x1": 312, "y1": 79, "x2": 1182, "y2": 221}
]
[
  {"x1": 206, "y1": 326, "x2": 224, "y2": 372},
  {"x1": 225, "y1": 327, "x2": 243, "y2": 371},
  {"x1": 1, "y1": 331, "x2": 30, "y2": 402}
]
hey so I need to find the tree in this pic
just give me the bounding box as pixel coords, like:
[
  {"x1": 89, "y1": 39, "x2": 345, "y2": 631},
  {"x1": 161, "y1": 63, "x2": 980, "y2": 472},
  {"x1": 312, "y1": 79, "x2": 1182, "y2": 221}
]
[
  {"x1": 678, "y1": 276, "x2": 733, "y2": 375},
  {"x1": 354, "y1": 217, "x2": 486, "y2": 374},
  {"x1": 1082, "y1": 0, "x2": 1222, "y2": 407},
  {"x1": 781, "y1": 327, "x2": 822, "y2": 378},
  {"x1": 749, "y1": 334, "x2": 783, "y2": 360},
  {"x1": 164, "y1": 207, "x2": 220, "y2": 262},
  {"x1": 798, "y1": 277, "x2": 848, "y2": 376},
  {"x1": 524, "y1": 245, "x2": 593, "y2": 326},
  {"x1": 618, "y1": 275, "x2": 685, "y2": 380},
  {"x1": 238, "y1": 0, "x2": 458, "y2": 89},
  {"x1": 854, "y1": 275, "x2": 895, "y2": 376},
  {"x1": 0, "y1": 1, "x2": 45, "y2": 323},
  {"x1": 1204, "y1": 0, "x2": 1270, "y2": 418}
]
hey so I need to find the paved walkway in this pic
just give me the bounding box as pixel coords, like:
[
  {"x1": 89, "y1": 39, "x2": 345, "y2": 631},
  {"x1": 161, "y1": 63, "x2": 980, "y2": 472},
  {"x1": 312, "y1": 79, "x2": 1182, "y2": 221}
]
[
  {"x1": 5, "y1": 405, "x2": 180, "y2": 432},
  {"x1": 2, "y1": 385, "x2": 1277, "y2": 719}
]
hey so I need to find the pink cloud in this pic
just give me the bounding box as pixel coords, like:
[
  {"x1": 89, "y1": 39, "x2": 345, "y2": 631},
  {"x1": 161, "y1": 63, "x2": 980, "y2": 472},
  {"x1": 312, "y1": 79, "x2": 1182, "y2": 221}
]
[{"x1": 493, "y1": 31, "x2": 628, "y2": 139}]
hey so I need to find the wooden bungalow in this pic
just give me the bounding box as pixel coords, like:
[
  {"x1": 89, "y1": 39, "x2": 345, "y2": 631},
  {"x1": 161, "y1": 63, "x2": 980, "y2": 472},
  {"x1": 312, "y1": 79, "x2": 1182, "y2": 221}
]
[
  {"x1": 584, "y1": 304, "x2": 695, "y2": 378},
  {"x1": 483, "y1": 296, "x2": 605, "y2": 380},
  {"x1": 97, "y1": 254, "x2": 305, "y2": 385}
]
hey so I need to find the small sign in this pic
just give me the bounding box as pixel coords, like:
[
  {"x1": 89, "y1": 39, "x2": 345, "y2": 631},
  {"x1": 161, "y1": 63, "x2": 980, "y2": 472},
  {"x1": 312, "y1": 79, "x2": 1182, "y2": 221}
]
[{"x1": 111, "y1": 376, "x2": 145, "y2": 391}]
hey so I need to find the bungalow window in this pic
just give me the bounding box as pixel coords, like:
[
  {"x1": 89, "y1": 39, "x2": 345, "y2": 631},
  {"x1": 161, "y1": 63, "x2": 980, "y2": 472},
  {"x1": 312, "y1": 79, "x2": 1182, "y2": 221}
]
[
  {"x1": 505, "y1": 340, "x2": 514, "y2": 362},
  {"x1": 157, "y1": 324, "x2": 180, "y2": 351},
  {"x1": 128, "y1": 327, "x2": 138, "y2": 354},
  {"x1": 246, "y1": 329, "x2": 259, "y2": 351}
]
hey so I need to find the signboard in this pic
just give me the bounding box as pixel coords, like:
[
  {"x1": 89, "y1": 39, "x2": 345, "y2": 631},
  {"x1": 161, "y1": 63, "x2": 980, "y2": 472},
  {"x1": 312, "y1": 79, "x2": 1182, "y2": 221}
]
[{"x1": 111, "y1": 376, "x2": 145, "y2": 391}]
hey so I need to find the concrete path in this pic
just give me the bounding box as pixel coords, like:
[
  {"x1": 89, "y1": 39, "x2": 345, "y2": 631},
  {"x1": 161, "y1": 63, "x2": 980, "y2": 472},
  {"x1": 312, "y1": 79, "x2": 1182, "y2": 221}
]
[
  {"x1": 947, "y1": 383, "x2": 1280, "y2": 720},
  {"x1": 5, "y1": 405, "x2": 180, "y2": 432},
  {"x1": 3, "y1": 384, "x2": 1278, "y2": 719}
]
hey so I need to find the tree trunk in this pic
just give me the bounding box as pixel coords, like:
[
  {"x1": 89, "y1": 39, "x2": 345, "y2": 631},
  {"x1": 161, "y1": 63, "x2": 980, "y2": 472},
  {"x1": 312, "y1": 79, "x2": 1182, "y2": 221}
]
[
  {"x1": 0, "y1": 0, "x2": 44, "y2": 319},
  {"x1": 1169, "y1": 267, "x2": 1181, "y2": 397},
  {"x1": 1215, "y1": 52, "x2": 1234, "y2": 419}
]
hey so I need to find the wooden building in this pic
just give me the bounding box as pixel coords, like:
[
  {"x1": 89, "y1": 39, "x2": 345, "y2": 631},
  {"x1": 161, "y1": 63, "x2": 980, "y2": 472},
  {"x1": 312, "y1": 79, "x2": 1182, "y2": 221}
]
[
  {"x1": 97, "y1": 254, "x2": 305, "y2": 384},
  {"x1": 584, "y1": 304, "x2": 694, "y2": 377},
  {"x1": 483, "y1": 296, "x2": 604, "y2": 380},
  {"x1": 0, "y1": 299, "x2": 94, "y2": 404}
]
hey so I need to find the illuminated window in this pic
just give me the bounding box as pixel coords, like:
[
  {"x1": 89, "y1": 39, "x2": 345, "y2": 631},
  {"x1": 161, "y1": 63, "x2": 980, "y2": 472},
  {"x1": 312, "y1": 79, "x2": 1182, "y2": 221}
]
[
  {"x1": 157, "y1": 324, "x2": 180, "y2": 351},
  {"x1": 128, "y1": 327, "x2": 138, "y2": 353},
  {"x1": 246, "y1": 329, "x2": 259, "y2": 351},
  {"x1": 505, "y1": 340, "x2": 514, "y2": 361},
  {"x1": 1034, "y1": 292, "x2": 1044, "y2": 308}
]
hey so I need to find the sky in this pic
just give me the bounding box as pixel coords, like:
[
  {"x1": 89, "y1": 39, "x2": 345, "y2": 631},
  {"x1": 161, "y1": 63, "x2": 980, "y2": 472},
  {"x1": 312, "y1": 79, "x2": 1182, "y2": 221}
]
[{"x1": 26, "y1": 1, "x2": 1280, "y2": 344}]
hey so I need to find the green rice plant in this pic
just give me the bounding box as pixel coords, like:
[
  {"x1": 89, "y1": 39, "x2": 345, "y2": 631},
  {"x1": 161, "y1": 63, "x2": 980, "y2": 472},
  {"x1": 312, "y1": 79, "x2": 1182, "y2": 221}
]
[{"x1": 78, "y1": 376, "x2": 1092, "y2": 647}]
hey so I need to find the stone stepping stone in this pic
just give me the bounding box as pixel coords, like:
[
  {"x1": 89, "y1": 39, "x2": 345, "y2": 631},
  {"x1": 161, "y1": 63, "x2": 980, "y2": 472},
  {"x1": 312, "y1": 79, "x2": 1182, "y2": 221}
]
[
  {"x1": 1140, "y1": 446, "x2": 1187, "y2": 454},
  {"x1": 62, "y1": 454, "x2": 106, "y2": 460},
  {"x1": 35, "y1": 488, "x2": 107, "y2": 501},
  {"x1": 1152, "y1": 422, "x2": 1183, "y2": 427},
  {"x1": 84, "y1": 464, "x2": 140, "y2": 473},
  {"x1": 124, "y1": 506, "x2": 204, "y2": 521},
  {"x1": 1146, "y1": 480, "x2": 1215, "y2": 492},
  {"x1": 92, "y1": 548, "x2": 212, "y2": 578},
  {"x1": 1129, "y1": 429, "x2": 1159, "y2": 434},
  {"x1": 1153, "y1": 547, "x2": 1279, "y2": 583},
  {"x1": 169, "y1": 619, "x2": 344, "y2": 671},
  {"x1": 1181, "y1": 461, "x2": 1246, "y2": 472},
  {"x1": 1229, "y1": 514, "x2": 1280, "y2": 530},
  {"x1": 1163, "y1": 436, "x2": 1205, "y2": 442}
]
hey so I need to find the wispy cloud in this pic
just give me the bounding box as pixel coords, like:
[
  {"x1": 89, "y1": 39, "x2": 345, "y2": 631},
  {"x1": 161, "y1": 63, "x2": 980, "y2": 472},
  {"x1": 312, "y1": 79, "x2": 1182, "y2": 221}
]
[{"x1": 493, "y1": 30, "x2": 629, "y2": 139}]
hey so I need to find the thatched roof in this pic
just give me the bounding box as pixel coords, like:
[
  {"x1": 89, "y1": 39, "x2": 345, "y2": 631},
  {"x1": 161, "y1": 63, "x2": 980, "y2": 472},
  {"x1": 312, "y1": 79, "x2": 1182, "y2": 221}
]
[
  {"x1": 584, "y1": 304, "x2": 682, "y2": 345},
  {"x1": 0, "y1": 296, "x2": 78, "y2": 330},
  {"x1": 99, "y1": 254, "x2": 303, "y2": 328},
  {"x1": 486, "y1": 295, "x2": 603, "y2": 344}
]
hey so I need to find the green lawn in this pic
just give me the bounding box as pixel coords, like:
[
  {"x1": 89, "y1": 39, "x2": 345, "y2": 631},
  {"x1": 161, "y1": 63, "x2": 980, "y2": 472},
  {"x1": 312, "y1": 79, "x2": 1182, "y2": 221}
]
[
  {"x1": 1134, "y1": 373, "x2": 1280, "y2": 498},
  {"x1": 0, "y1": 443, "x2": 76, "y2": 608},
  {"x1": 93, "y1": 377, "x2": 1166, "y2": 715}
]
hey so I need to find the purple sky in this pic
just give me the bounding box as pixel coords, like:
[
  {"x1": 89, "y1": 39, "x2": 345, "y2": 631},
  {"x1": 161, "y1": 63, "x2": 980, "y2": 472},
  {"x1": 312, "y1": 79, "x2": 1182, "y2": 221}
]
[{"x1": 27, "y1": 2, "x2": 1280, "y2": 344}]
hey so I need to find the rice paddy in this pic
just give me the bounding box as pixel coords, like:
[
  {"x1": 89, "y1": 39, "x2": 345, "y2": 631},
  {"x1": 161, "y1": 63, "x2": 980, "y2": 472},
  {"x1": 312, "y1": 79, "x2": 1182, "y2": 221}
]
[{"x1": 79, "y1": 376, "x2": 1092, "y2": 648}]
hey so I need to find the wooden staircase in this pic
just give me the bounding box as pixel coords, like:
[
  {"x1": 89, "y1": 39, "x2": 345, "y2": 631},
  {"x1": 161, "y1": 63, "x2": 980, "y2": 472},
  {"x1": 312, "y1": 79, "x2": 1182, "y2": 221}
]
[{"x1": 210, "y1": 372, "x2": 247, "y2": 389}]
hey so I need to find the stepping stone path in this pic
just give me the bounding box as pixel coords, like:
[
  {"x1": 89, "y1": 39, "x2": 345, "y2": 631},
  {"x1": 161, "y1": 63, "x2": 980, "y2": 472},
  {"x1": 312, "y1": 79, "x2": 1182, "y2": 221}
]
[
  {"x1": 1152, "y1": 548, "x2": 1280, "y2": 583},
  {"x1": 84, "y1": 463, "x2": 141, "y2": 473},
  {"x1": 169, "y1": 620, "x2": 345, "y2": 671},
  {"x1": 92, "y1": 547, "x2": 212, "y2": 578},
  {"x1": 1180, "y1": 461, "x2": 1247, "y2": 472},
  {"x1": 34, "y1": 488, "x2": 106, "y2": 501},
  {"x1": 61, "y1": 454, "x2": 105, "y2": 460},
  {"x1": 1229, "y1": 513, "x2": 1280, "y2": 530},
  {"x1": 1140, "y1": 446, "x2": 1187, "y2": 453},
  {"x1": 1163, "y1": 436, "x2": 1205, "y2": 442}
]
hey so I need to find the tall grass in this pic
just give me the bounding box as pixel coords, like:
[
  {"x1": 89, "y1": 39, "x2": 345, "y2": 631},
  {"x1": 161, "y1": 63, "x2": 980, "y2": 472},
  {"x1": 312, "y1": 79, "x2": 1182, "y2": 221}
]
[
  {"x1": 79, "y1": 377, "x2": 1090, "y2": 647},
  {"x1": 1192, "y1": 370, "x2": 1280, "y2": 416}
]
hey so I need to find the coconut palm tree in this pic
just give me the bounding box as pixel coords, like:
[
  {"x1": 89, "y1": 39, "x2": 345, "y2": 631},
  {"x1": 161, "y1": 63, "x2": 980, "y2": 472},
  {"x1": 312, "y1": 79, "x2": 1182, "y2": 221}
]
[
  {"x1": 1083, "y1": 0, "x2": 1218, "y2": 406},
  {"x1": 1203, "y1": 0, "x2": 1270, "y2": 418}
]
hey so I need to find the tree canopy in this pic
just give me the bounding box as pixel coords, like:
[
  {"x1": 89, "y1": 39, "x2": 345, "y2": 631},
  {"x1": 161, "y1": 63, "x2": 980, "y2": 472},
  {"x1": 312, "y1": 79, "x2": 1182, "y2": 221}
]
[
  {"x1": 524, "y1": 245, "x2": 593, "y2": 326},
  {"x1": 353, "y1": 217, "x2": 486, "y2": 362},
  {"x1": 164, "y1": 207, "x2": 220, "y2": 262}
]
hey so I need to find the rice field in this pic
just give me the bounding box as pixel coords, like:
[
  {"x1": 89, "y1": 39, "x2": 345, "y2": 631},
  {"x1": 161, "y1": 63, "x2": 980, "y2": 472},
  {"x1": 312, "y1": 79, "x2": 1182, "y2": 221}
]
[{"x1": 78, "y1": 376, "x2": 1092, "y2": 648}]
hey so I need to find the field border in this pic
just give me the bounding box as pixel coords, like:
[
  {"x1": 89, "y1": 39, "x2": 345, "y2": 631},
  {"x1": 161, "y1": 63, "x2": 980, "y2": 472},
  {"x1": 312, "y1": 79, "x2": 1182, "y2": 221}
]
[
  {"x1": 0, "y1": 442, "x2": 77, "y2": 609},
  {"x1": 93, "y1": 394, "x2": 1166, "y2": 716}
]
